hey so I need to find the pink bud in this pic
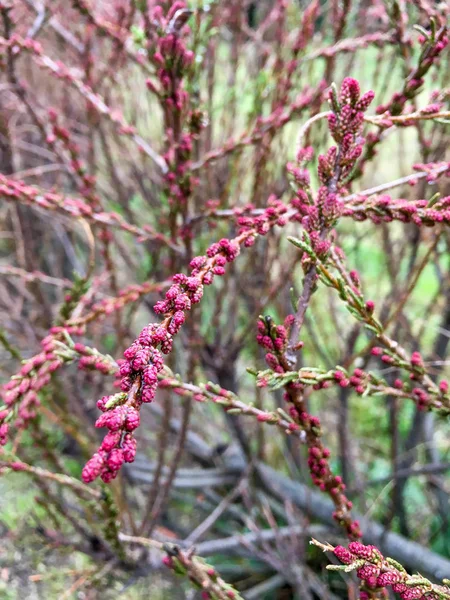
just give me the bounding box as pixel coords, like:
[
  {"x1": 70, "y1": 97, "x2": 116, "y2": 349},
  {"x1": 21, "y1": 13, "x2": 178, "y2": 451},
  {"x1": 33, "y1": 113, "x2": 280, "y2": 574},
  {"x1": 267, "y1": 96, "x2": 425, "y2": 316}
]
[
  {"x1": 125, "y1": 407, "x2": 140, "y2": 431},
  {"x1": 107, "y1": 448, "x2": 124, "y2": 471}
]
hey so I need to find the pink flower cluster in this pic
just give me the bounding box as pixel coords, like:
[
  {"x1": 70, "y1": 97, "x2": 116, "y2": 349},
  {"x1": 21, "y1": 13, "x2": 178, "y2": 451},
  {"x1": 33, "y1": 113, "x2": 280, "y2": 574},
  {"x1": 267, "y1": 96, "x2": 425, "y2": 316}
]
[
  {"x1": 0, "y1": 325, "x2": 83, "y2": 445},
  {"x1": 333, "y1": 541, "x2": 449, "y2": 599},
  {"x1": 256, "y1": 316, "x2": 292, "y2": 359},
  {"x1": 82, "y1": 329, "x2": 172, "y2": 483},
  {"x1": 236, "y1": 196, "x2": 290, "y2": 247},
  {"x1": 82, "y1": 395, "x2": 140, "y2": 484},
  {"x1": 371, "y1": 347, "x2": 450, "y2": 411},
  {"x1": 82, "y1": 248, "x2": 233, "y2": 482},
  {"x1": 290, "y1": 78, "x2": 374, "y2": 259},
  {"x1": 150, "y1": 4, "x2": 194, "y2": 106},
  {"x1": 345, "y1": 194, "x2": 450, "y2": 226},
  {"x1": 72, "y1": 343, "x2": 115, "y2": 375},
  {"x1": 83, "y1": 200, "x2": 293, "y2": 483},
  {"x1": 376, "y1": 27, "x2": 448, "y2": 117},
  {"x1": 307, "y1": 444, "x2": 359, "y2": 536},
  {"x1": 256, "y1": 317, "x2": 361, "y2": 539},
  {"x1": 146, "y1": 2, "x2": 206, "y2": 230},
  {"x1": 328, "y1": 78, "x2": 375, "y2": 145}
]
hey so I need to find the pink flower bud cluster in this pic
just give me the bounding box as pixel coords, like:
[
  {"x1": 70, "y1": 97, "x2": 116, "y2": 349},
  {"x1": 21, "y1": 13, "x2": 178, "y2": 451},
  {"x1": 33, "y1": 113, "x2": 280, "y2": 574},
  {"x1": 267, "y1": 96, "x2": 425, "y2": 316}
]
[
  {"x1": 371, "y1": 348, "x2": 450, "y2": 412},
  {"x1": 290, "y1": 78, "x2": 374, "y2": 260},
  {"x1": 256, "y1": 317, "x2": 361, "y2": 539},
  {"x1": 256, "y1": 316, "x2": 291, "y2": 361},
  {"x1": 83, "y1": 209, "x2": 287, "y2": 483},
  {"x1": 344, "y1": 194, "x2": 450, "y2": 227},
  {"x1": 82, "y1": 340, "x2": 165, "y2": 483},
  {"x1": 0, "y1": 325, "x2": 83, "y2": 445},
  {"x1": 0, "y1": 175, "x2": 169, "y2": 245},
  {"x1": 293, "y1": 411, "x2": 362, "y2": 539},
  {"x1": 81, "y1": 400, "x2": 140, "y2": 484},
  {"x1": 332, "y1": 541, "x2": 450, "y2": 599},
  {"x1": 236, "y1": 196, "x2": 290, "y2": 247},
  {"x1": 146, "y1": 2, "x2": 205, "y2": 234},
  {"x1": 324, "y1": 77, "x2": 373, "y2": 201},
  {"x1": 152, "y1": 9, "x2": 192, "y2": 87},
  {"x1": 72, "y1": 343, "x2": 116, "y2": 375},
  {"x1": 328, "y1": 78, "x2": 375, "y2": 145},
  {"x1": 316, "y1": 185, "x2": 343, "y2": 226},
  {"x1": 377, "y1": 27, "x2": 448, "y2": 117},
  {"x1": 153, "y1": 39, "x2": 192, "y2": 111},
  {"x1": 162, "y1": 129, "x2": 201, "y2": 239}
]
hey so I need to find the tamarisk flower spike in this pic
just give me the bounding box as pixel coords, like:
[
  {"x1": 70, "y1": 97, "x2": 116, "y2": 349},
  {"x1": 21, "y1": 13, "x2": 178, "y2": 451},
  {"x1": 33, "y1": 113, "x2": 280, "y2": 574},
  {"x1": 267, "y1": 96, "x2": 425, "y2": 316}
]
[
  {"x1": 344, "y1": 192, "x2": 450, "y2": 226},
  {"x1": 287, "y1": 77, "x2": 374, "y2": 366},
  {"x1": 0, "y1": 175, "x2": 180, "y2": 252},
  {"x1": 83, "y1": 198, "x2": 291, "y2": 483},
  {"x1": 311, "y1": 539, "x2": 450, "y2": 600},
  {"x1": 256, "y1": 317, "x2": 361, "y2": 539},
  {"x1": 0, "y1": 325, "x2": 89, "y2": 446}
]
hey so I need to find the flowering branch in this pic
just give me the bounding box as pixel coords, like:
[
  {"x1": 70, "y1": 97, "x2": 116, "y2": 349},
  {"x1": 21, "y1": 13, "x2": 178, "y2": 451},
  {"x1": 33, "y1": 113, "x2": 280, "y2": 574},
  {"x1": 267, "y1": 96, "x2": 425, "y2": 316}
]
[
  {"x1": 119, "y1": 533, "x2": 243, "y2": 600},
  {"x1": 0, "y1": 35, "x2": 168, "y2": 173},
  {"x1": 256, "y1": 316, "x2": 361, "y2": 539},
  {"x1": 311, "y1": 538, "x2": 450, "y2": 600},
  {"x1": 287, "y1": 236, "x2": 449, "y2": 413},
  {"x1": 344, "y1": 161, "x2": 450, "y2": 201},
  {"x1": 343, "y1": 192, "x2": 450, "y2": 226},
  {"x1": 287, "y1": 77, "x2": 374, "y2": 365},
  {"x1": 0, "y1": 175, "x2": 181, "y2": 252},
  {"x1": 158, "y1": 370, "x2": 307, "y2": 441},
  {"x1": 82, "y1": 198, "x2": 291, "y2": 483}
]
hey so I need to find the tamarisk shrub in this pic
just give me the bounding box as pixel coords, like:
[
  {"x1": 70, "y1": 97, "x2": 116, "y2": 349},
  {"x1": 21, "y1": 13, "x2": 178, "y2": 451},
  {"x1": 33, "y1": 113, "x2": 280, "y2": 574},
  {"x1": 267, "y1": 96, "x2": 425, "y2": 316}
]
[{"x1": 1, "y1": 1, "x2": 450, "y2": 598}]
